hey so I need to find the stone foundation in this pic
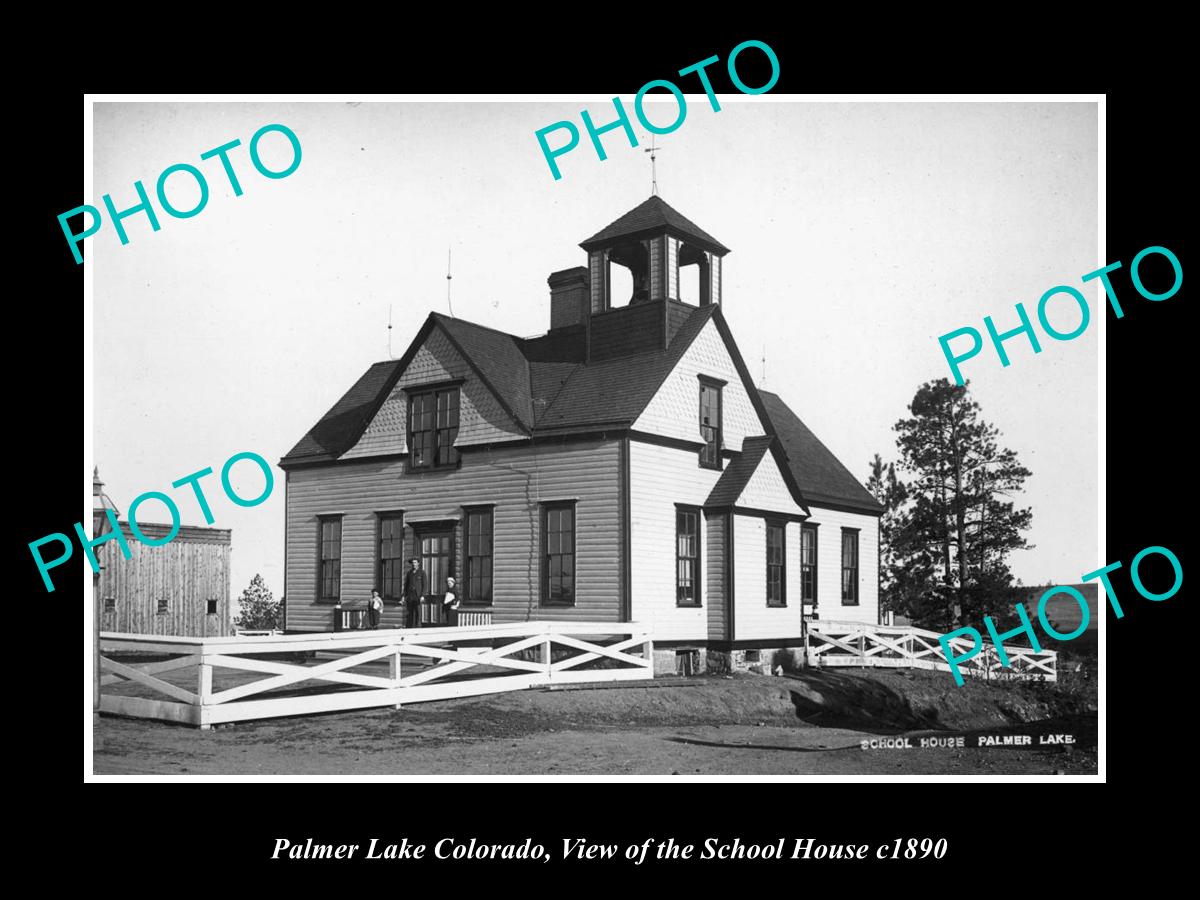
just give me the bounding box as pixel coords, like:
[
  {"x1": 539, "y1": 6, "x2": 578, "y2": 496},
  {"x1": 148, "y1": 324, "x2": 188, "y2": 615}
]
[{"x1": 652, "y1": 646, "x2": 807, "y2": 676}]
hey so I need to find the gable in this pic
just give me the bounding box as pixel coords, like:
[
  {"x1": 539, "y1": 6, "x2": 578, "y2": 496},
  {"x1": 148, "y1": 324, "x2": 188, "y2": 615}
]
[
  {"x1": 633, "y1": 318, "x2": 762, "y2": 450},
  {"x1": 340, "y1": 326, "x2": 525, "y2": 460},
  {"x1": 736, "y1": 450, "x2": 808, "y2": 515}
]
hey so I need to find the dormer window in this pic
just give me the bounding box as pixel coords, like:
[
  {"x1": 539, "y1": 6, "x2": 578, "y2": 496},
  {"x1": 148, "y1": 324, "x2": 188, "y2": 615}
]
[
  {"x1": 698, "y1": 376, "x2": 724, "y2": 469},
  {"x1": 408, "y1": 384, "x2": 461, "y2": 469}
]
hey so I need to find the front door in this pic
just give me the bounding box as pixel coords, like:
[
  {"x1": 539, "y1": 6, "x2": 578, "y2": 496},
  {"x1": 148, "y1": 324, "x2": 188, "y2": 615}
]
[{"x1": 417, "y1": 529, "x2": 453, "y2": 626}]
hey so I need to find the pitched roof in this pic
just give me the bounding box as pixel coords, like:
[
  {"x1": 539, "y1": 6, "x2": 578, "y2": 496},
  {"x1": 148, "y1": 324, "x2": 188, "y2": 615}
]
[
  {"x1": 283, "y1": 309, "x2": 882, "y2": 517},
  {"x1": 580, "y1": 195, "x2": 730, "y2": 255},
  {"x1": 531, "y1": 305, "x2": 716, "y2": 430},
  {"x1": 433, "y1": 313, "x2": 533, "y2": 428},
  {"x1": 705, "y1": 436, "x2": 774, "y2": 507},
  {"x1": 757, "y1": 390, "x2": 884, "y2": 514},
  {"x1": 280, "y1": 306, "x2": 716, "y2": 465},
  {"x1": 282, "y1": 359, "x2": 403, "y2": 464}
]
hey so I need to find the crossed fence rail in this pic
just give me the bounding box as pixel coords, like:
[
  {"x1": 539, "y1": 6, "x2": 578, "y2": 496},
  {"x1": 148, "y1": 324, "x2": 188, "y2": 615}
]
[
  {"x1": 805, "y1": 620, "x2": 1057, "y2": 682},
  {"x1": 99, "y1": 621, "x2": 654, "y2": 728}
]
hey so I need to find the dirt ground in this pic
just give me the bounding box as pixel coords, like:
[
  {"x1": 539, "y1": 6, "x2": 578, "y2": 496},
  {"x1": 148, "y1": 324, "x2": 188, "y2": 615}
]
[{"x1": 93, "y1": 668, "x2": 1097, "y2": 776}]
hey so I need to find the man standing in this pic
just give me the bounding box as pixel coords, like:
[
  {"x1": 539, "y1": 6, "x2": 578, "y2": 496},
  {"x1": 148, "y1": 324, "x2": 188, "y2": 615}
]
[{"x1": 402, "y1": 558, "x2": 427, "y2": 629}]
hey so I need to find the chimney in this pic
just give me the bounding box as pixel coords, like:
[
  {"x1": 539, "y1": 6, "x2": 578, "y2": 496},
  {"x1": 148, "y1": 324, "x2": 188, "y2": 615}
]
[{"x1": 548, "y1": 267, "x2": 589, "y2": 330}]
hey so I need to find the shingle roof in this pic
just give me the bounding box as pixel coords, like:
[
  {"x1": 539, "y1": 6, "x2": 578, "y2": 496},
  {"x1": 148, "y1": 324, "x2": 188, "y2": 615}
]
[
  {"x1": 580, "y1": 195, "x2": 730, "y2": 254},
  {"x1": 433, "y1": 313, "x2": 534, "y2": 428},
  {"x1": 531, "y1": 305, "x2": 716, "y2": 430},
  {"x1": 757, "y1": 390, "x2": 884, "y2": 514},
  {"x1": 282, "y1": 359, "x2": 403, "y2": 464},
  {"x1": 705, "y1": 436, "x2": 774, "y2": 507},
  {"x1": 283, "y1": 308, "x2": 882, "y2": 518}
]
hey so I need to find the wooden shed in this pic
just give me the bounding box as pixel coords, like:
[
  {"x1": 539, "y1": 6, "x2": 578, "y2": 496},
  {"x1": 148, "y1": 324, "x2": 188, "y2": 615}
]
[{"x1": 94, "y1": 470, "x2": 233, "y2": 637}]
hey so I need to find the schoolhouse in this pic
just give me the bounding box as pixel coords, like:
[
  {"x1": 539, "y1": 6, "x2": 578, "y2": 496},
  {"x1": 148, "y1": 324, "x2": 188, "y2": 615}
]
[{"x1": 279, "y1": 196, "x2": 882, "y2": 672}]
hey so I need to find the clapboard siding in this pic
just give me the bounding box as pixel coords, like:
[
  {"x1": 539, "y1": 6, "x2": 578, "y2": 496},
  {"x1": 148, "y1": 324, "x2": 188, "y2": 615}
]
[
  {"x1": 97, "y1": 522, "x2": 231, "y2": 637},
  {"x1": 285, "y1": 439, "x2": 623, "y2": 632},
  {"x1": 706, "y1": 510, "x2": 729, "y2": 641},
  {"x1": 342, "y1": 327, "x2": 524, "y2": 460},
  {"x1": 807, "y1": 504, "x2": 879, "y2": 625},
  {"x1": 733, "y1": 515, "x2": 804, "y2": 641},
  {"x1": 629, "y1": 440, "x2": 725, "y2": 641},
  {"x1": 634, "y1": 318, "x2": 761, "y2": 451}
]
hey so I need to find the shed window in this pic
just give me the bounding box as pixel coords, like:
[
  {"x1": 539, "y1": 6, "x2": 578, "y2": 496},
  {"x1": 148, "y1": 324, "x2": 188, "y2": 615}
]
[
  {"x1": 206, "y1": 599, "x2": 218, "y2": 615},
  {"x1": 157, "y1": 597, "x2": 168, "y2": 614},
  {"x1": 103, "y1": 597, "x2": 115, "y2": 613}
]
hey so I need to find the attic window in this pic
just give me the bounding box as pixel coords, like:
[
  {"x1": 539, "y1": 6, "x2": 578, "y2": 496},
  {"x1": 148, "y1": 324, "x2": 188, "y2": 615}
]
[
  {"x1": 409, "y1": 386, "x2": 460, "y2": 470},
  {"x1": 698, "y1": 377, "x2": 724, "y2": 470}
]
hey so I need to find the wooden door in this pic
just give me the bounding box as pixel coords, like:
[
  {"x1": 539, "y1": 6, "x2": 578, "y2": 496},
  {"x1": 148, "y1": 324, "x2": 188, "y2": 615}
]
[{"x1": 418, "y1": 530, "x2": 453, "y2": 626}]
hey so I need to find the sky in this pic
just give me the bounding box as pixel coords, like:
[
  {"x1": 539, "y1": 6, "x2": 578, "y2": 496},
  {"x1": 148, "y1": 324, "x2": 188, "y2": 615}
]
[{"x1": 91, "y1": 99, "x2": 1098, "y2": 603}]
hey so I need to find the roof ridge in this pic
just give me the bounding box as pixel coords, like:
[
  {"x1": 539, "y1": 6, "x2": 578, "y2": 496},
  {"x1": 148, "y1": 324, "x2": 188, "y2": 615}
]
[{"x1": 430, "y1": 311, "x2": 523, "y2": 343}]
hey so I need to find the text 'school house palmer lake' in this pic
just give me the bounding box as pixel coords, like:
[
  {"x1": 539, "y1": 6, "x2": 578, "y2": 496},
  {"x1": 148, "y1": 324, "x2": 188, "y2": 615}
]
[{"x1": 279, "y1": 196, "x2": 883, "y2": 673}]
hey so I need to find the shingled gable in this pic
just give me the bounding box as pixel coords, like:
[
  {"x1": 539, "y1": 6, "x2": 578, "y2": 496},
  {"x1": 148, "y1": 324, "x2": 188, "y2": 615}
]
[
  {"x1": 280, "y1": 313, "x2": 533, "y2": 467},
  {"x1": 579, "y1": 195, "x2": 731, "y2": 255},
  {"x1": 758, "y1": 389, "x2": 884, "y2": 515},
  {"x1": 282, "y1": 303, "x2": 836, "y2": 502}
]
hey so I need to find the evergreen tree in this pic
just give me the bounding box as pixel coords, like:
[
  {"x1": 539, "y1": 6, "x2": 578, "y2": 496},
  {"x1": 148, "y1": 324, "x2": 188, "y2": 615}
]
[
  {"x1": 865, "y1": 453, "x2": 908, "y2": 614},
  {"x1": 888, "y1": 379, "x2": 1033, "y2": 630},
  {"x1": 233, "y1": 573, "x2": 279, "y2": 630}
]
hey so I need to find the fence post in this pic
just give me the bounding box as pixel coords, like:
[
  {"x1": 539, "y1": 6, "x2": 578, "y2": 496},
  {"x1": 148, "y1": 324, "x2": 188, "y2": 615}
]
[
  {"x1": 197, "y1": 662, "x2": 213, "y2": 730},
  {"x1": 542, "y1": 622, "x2": 553, "y2": 684}
]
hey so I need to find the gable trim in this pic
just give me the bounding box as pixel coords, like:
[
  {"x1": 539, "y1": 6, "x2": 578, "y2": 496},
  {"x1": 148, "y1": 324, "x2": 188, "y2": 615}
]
[
  {"x1": 431, "y1": 314, "x2": 532, "y2": 435},
  {"x1": 707, "y1": 310, "x2": 813, "y2": 514}
]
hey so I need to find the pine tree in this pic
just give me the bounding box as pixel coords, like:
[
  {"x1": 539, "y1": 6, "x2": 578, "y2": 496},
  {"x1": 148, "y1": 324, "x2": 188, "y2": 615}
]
[
  {"x1": 888, "y1": 379, "x2": 1033, "y2": 631},
  {"x1": 233, "y1": 573, "x2": 279, "y2": 631},
  {"x1": 865, "y1": 453, "x2": 908, "y2": 615}
]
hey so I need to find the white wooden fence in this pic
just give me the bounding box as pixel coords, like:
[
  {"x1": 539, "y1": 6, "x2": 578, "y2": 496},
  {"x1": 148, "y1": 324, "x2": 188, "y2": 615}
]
[
  {"x1": 805, "y1": 620, "x2": 1057, "y2": 682},
  {"x1": 99, "y1": 621, "x2": 653, "y2": 728}
]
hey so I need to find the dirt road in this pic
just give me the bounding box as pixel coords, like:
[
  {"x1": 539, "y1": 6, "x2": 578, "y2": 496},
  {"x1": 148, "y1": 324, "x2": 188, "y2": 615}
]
[{"x1": 92, "y1": 670, "x2": 1097, "y2": 776}]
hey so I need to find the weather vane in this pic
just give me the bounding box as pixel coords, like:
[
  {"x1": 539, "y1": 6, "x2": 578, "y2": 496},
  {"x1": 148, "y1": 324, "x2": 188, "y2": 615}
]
[{"x1": 644, "y1": 136, "x2": 661, "y2": 196}]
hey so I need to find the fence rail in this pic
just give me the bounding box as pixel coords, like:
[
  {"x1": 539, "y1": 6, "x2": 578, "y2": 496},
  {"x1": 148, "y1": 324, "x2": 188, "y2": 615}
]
[
  {"x1": 805, "y1": 620, "x2": 1056, "y2": 682},
  {"x1": 99, "y1": 621, "x2": 653, "y2": 728}
]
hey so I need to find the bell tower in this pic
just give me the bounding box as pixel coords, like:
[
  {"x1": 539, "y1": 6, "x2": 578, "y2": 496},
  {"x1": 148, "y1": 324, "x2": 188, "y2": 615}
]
[{"x1": 579, "y1": 195, "x2": 730, "y2": 313}]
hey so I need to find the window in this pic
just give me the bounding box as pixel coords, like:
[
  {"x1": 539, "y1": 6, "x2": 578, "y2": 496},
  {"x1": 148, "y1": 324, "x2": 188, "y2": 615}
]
[
  {"x1": 766, "y1": 522, "x2": 786, "y2": 607},
  {"x1": 409, "y1": 386, "x2": 460, "y2": 469},
  {"x1": 103, "y1": 597, "x2": 116, "y2": 613},
  {"x1": 676, "y1": 506, "x2": 701, "y2": 606},
  {"x1": 698, "y1": 377, "x2": 723, "y2": 469},
  {"x1": 541, "y1": 501, "x2": 576, "y2": 605},
  {"x1": 801, "y1": 524, "x2": 818, "y2": 606},
  {"x1": 841, "y1": 529, "x2": 859, "y2": 606},
  {"x1": 464, "y1": 506, "x2": 494, "y2": 605},
  {"x1": 157, "y1": 597, "x2": 168, "y2": 614},
  {"x1": 318, "y1": 515, "x2": 343, "y2": 601},
  {"x1": 378, "y1": 513, "x2": 404, "y2": 602},
  {"x1": 206, "y1": 599, "x2": 218, "y2": 615}
]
